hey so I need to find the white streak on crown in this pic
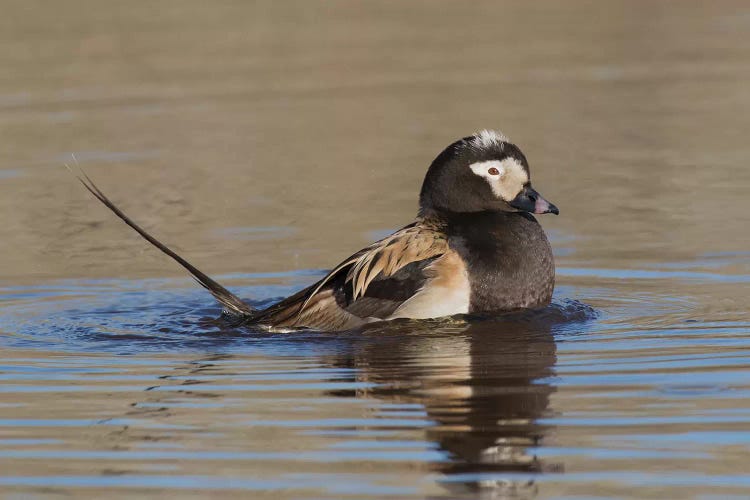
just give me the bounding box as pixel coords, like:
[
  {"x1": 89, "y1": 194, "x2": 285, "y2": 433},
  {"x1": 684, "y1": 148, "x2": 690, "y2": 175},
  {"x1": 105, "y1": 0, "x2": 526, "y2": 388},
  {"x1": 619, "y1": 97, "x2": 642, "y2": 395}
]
[{"x1": 469, "y1": 129, "x2": 510, "y2": 150}]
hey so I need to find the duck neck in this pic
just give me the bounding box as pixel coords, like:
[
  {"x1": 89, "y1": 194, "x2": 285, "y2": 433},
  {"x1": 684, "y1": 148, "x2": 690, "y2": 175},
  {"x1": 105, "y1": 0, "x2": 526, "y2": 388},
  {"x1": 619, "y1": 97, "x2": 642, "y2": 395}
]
[{"x1": 418, "y1": 207, "x2": 533, "y2": 227}]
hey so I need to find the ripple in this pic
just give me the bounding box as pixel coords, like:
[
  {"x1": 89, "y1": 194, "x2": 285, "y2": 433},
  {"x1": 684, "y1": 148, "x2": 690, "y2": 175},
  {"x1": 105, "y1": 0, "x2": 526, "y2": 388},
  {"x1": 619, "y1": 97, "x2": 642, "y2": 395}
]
[
  {"x1": 0, "y1": 263, "x2": 748, "y2": 499},
  {"x1": 0, "y1": 273, "x2": 599, "y2": 354}
]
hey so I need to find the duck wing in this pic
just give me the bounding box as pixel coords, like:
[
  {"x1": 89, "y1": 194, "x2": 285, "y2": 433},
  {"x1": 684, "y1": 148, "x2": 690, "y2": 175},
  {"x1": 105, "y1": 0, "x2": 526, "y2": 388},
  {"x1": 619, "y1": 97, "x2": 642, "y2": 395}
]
[{"x1": 251, "y1": 220, "x2": 450, "y2": 330}]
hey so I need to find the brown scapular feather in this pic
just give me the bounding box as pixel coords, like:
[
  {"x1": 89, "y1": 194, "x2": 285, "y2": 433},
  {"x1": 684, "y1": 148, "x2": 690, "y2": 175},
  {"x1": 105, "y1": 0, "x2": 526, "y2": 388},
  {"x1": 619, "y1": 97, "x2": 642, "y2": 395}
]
[{"x1": 296, "y1": 222, "x2": 448, "y2": 318}]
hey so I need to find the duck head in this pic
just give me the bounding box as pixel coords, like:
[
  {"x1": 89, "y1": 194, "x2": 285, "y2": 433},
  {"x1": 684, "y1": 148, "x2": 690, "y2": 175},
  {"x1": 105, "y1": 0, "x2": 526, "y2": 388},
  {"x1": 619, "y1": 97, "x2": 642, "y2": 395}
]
[{"x1": 419, "y1": 130, "x2": 559, "y2": 216}]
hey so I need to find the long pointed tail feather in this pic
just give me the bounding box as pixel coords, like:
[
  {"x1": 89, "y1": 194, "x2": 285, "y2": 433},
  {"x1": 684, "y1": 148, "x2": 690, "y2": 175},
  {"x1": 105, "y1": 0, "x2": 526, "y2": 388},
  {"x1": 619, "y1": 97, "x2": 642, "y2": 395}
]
[{"x1": 70, "y1": 166, "x2": 254, "y2": 317}]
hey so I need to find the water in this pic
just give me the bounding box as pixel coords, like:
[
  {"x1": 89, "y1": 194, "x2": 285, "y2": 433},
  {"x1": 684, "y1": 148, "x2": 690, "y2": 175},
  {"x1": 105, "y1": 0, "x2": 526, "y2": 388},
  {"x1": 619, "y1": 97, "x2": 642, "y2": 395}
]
[{"x1": 2, "y1": 1, "x2": 750, "y2": 498}]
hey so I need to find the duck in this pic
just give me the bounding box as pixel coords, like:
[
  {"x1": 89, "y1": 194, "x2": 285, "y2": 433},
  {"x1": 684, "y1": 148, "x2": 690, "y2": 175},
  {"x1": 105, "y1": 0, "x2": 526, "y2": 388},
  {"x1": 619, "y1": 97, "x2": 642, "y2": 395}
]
[{"x1": 74, "y1": 130, "x2": 559, "y2": 331}]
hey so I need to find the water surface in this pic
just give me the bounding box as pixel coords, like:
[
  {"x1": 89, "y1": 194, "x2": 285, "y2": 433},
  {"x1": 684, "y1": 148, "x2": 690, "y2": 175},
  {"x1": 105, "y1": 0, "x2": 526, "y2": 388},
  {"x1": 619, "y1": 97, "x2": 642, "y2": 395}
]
[{"x1": 1, "y1": 1, "x2": 750, "y2": 498}]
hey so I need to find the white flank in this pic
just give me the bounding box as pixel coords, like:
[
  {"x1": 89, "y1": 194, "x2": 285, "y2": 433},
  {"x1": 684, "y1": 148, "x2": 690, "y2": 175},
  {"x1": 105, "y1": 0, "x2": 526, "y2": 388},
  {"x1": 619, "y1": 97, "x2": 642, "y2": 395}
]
[{"x1": 387, "y1": 253, "x2": 471, "y2": 320}]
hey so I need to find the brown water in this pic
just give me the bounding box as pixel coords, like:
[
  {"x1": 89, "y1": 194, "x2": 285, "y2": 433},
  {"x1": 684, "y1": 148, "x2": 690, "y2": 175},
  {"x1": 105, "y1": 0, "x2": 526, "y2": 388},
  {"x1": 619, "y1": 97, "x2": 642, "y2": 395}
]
[{"x1": 2, "y1": 1, "x2": 750, "y2": 498}]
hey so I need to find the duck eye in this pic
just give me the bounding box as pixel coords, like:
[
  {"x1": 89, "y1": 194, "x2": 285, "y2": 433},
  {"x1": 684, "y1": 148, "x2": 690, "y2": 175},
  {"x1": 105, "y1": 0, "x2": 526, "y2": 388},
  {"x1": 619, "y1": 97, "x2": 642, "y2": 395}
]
[{"x1": 488, "y1": 167, "x2": 500, "y2": 176}]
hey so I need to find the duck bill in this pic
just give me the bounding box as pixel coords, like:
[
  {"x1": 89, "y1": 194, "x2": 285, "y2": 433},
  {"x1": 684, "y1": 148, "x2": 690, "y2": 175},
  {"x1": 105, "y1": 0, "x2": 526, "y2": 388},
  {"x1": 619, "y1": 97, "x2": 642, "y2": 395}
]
[{"x1": 509, "y1": 186, "x2": 559, "y2": 215}]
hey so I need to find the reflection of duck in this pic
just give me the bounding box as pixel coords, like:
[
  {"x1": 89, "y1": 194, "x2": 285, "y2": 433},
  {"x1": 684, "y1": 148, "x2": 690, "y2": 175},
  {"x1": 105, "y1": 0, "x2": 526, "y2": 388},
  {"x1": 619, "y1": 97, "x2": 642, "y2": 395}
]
[
  {"x1": 324, "y1": 316, "x2": 560, "y2": 498},
  {"x1": 75, "y1": 130, "x2": 558, "y2": 331}
]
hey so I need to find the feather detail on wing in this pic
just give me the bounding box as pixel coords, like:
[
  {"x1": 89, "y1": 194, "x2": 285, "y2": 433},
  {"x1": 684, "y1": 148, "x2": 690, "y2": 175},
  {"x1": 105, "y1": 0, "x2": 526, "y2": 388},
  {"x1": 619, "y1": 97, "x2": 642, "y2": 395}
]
[
  {"x1": 347, "y1": 224, "x2": 447, "y2": 299},
  {"x1": 297, "y1": 220, "x2": 448, "y2": 318}
]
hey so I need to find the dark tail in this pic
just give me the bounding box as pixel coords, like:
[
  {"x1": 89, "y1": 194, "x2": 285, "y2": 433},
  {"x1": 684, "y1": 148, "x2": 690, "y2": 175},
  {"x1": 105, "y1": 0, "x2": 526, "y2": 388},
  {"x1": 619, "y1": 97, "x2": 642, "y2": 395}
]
[{"x1": 70, "y1": 167, "x2": 254, "y2": 317}]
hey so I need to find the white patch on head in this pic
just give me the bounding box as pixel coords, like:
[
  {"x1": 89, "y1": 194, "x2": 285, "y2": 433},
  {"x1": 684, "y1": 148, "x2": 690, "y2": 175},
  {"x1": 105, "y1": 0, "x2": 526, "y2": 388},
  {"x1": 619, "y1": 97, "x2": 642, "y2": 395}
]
[
  {"x1": 469, "y1": 159, "x2": 529, "y2": 201},
  {"x1": 469, "y1": 129, "x2": 510, "y2": 150}
]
